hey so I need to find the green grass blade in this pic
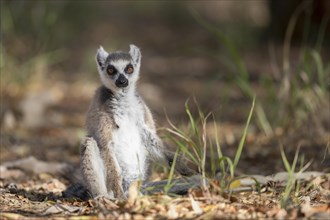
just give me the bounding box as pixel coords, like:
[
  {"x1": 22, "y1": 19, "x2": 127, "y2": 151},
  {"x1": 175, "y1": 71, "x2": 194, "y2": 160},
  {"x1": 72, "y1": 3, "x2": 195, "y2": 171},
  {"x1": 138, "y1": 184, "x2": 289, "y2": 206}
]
[
  {"x1": 233, "y1": 95, "x2": 256, "y2": 171},
  {"x1": 316, "y1": 14, "x2": 330, "y2": 52},
  {"x1": 280, "y1": 145, "x2": 292, "y2": 173},
  {"x1": 295, "y1": 155, "x2": 305, "y2": 196},
  {"x1": 212, "y1": 114, "x2": 225, "y2": 175},
  {"x1": 218, "y1": 156, "x2": 234, "y2": 177},
  {"x1": 283, "y1": 1, "x2": 310, "y2": 75},
  {"x1": 311, "y1": 50, "x2": 325, "y2": 90},
  {"x1": 168, "y1": 136, "x2": 199, "y2": 166},
  {"x1": 210, "y1": 138, "x2": 216, "y2": 178},
  {"x1": 165, "y1": 127, "x2": 191, "y2": 143},
  {"x1": 185, "y1": 99, "x2": 199, "y2": 138},
  {"x1": 165, "y1": 148, "x2": 180, "y2": 194},
  {"x1": 291, "y1": 146, "x2": 301, "y2": 174},
  {"x1": 255, "y1": 103, "x2": 273, "y2": 137},
  {"x1": 279, "y1": 145, "x2": 303, "y2": 208}
]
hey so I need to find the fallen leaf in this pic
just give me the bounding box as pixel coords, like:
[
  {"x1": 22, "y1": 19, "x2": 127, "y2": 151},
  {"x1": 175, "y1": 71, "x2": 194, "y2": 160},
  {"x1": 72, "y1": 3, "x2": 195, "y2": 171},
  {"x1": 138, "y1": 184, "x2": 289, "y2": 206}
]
[
  {"x1": 41, "y1": 178, "x2": 66, "y2": 193},
  {"x1": 91, "y1": 196, "x2": 118, "y2": 210},
  {"x1": 311, "y1": 175, "x2": 324, "y2": 186},
  {"x1": 275, "y1": 209, "x2": 287, "y2": 219},
  {"x1": 43, "y1": 205, "x2": 63, "y2": 215},
  {"x1": 301, "y1": 196, "x2": 329, "y2": 217},
  {"x1": 69, "y1": 216, "x2": 98, "y2": 220},
  {"x1": 190, "y1": 195, "x2": 203, "y2": 215},
  {"x1": 132, "y1": 214, "x2": 145, "y2": 220},
  {"x1": 38, "y1": 173, "x2": 53, "y2": 180},
  {"x1": 102, "y1": 197, "x2": 119, "y2": 210},
  {"x1": 0, "y1": 166, "x2": 24, "y2": 179},
  {"x1": 167, "y1": 204, "x2": 179, "y2": 219},
  {"x1": 0, "y1": 212, "x2": 25, "y2": 220},
  {"x1": 229, "y1": 180, "x2": 241, "y2": 189},
  {"x1": 43, "y1": 204, "x2": 80, "y2": 215}
]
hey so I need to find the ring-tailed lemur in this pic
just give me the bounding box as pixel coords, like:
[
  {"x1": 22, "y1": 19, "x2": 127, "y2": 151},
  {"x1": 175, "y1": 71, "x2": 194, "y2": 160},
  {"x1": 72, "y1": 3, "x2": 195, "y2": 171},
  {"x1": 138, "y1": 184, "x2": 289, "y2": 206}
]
[{"x1": 79, "y1": 45, "x2": 197, "y2": 200}]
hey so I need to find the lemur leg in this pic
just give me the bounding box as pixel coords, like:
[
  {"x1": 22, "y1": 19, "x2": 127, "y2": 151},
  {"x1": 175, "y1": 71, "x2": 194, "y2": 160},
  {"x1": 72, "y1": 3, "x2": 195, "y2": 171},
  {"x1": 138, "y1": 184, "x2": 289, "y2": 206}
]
[
  {"x1": 80, "y1": 137, "x2": 109, "y2": 198},
  {"x1": 102, "y1": 143, "x2": 125, "y2": 200}
]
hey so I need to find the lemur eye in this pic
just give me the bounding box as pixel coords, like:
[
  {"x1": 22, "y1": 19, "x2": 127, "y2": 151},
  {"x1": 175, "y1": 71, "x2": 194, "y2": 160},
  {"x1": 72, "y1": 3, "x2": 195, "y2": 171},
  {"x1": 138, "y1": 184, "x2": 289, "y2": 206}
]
[
  {"x1": 107, "y1": 65, "x2": 116, "y2": 75},
  {"x1": 126, "y1": 64, "x2": 134, "y2": 74}
]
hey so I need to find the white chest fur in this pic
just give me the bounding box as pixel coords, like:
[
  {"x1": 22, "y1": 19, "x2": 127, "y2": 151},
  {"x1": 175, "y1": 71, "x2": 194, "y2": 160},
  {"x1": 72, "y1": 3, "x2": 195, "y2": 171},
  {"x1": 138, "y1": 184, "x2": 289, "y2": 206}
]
[{"x1": 110, "y1": 96, "x2": 148, "y2": 181}]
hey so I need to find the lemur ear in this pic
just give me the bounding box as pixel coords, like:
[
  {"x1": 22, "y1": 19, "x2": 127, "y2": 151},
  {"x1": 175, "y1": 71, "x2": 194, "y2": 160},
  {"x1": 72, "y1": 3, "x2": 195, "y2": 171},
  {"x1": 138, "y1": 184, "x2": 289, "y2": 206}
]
[
  {"x1": 129, "y1": 44, "x2": 141, "y2": 65},
  {"x1": 96, "y1": 46, "x2": 109, "y2": 70}
]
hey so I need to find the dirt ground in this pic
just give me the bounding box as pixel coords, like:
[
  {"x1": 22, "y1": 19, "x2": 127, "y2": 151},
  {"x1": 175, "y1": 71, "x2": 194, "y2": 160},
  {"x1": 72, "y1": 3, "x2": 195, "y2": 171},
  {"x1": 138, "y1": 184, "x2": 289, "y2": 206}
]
[{"x1": 1, "y1": 46, "x2": 329, "y2": 218}]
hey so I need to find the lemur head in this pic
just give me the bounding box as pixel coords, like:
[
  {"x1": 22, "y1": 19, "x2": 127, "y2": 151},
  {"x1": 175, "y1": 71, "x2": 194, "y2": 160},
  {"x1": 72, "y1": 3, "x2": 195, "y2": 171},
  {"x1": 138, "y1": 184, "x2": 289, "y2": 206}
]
[{"x1": 95, "y1": 44, "x2": 141, "y2": 92}]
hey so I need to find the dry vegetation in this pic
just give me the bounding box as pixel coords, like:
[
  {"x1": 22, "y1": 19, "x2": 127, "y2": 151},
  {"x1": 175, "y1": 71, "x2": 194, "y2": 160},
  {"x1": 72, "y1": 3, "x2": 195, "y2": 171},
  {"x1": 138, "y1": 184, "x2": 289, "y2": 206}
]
[{"x1": 1, "y1": 1, "x2": 329, "y2": 219}]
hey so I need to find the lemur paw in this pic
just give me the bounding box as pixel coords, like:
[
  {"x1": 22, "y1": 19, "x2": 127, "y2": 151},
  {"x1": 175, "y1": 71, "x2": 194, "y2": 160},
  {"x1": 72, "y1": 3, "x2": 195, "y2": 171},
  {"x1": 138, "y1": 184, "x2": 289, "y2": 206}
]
[
  {"x1": 80, "y1": 137, "x2": 97, "y2": 154},
  {"x1": 81, "y1": 136, "x2": 97, "y2": 146},
  {"x1": 94, "y1": 194, "x2": 115, "y2": 201},
  {"x1": 92, "y1": 195, "x2": 119, "y2": 209}
]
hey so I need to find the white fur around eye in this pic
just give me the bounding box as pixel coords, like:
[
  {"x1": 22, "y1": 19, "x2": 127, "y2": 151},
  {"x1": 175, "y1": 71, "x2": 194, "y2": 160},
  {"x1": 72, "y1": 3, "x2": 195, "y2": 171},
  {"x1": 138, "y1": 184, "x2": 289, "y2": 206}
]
[{"x1": 110, "y1": 60, "x2": 130, "y2": 73}]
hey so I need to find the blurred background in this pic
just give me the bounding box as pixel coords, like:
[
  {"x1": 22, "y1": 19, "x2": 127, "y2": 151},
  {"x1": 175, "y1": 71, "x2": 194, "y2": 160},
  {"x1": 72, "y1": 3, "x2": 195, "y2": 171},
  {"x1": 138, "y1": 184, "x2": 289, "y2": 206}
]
[{"x1": 1, "y1": 0, "x2": 329, "y2": 174}]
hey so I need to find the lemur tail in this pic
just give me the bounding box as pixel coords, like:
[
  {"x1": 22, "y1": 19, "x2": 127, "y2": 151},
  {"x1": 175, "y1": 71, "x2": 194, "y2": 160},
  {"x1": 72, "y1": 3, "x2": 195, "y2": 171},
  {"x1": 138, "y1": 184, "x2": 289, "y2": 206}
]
[
  {"x1": 62, "y1": 175, "x2": 206, "y2": 200},
  {"x1": 141, "y1": 175, "x2": 206, "y2": 195},
  {"x1": 62, "y1": 183, "x2": 92, "y2": 200}
]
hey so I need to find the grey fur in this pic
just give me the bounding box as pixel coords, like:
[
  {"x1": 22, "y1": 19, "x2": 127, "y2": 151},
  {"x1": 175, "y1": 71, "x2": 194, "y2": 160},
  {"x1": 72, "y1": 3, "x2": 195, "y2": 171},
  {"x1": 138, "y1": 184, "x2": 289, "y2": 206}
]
[{"x1": 106, "y1": 52, "x2": 131, "y2": 63}]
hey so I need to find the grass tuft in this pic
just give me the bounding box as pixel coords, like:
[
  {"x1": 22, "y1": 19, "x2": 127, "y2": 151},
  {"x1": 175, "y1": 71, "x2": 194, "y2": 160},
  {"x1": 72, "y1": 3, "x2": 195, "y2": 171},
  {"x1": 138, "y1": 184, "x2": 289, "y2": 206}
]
[{"x1": 165, "y1": 96, "x2": 255, "y2": 192}]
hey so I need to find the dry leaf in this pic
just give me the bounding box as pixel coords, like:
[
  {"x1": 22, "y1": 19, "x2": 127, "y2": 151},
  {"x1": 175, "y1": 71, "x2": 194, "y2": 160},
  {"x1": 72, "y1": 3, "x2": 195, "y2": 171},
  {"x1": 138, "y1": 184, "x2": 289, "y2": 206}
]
[
  {"x1": 0, "y1": 166, "x2": 24, "y2": 179},
  {"x1": 167, "y1": 204, "x2": 179, "y2": 219},
  {"x1": 43, "y1": 204, "x2": 80, "y2": 215},
  {"x1": 132, "y1": 214, "x2": 145, "y2": 220},
  {"x1": 69, "y1": 216, "x2": 98, "y2": 220},
  {"x1": 229, "y1": 180, "x2": 241, "y2": 189},
  {"x1": 38, "y1": 173, "x2": 53, "y2": 180},
  {"x1": 301, "y1": 196, "x2": 330, "y2": 217},
  {"x1": 40, "y1": 178, "x2": 67, "y2": 193},
  {"x1": 311, "y1": 175, "x2": 324, "y2": 186},
  {"x1": 102, "y1": 197, "x2": 119, "y2": 210},
  {"x1": 190, "y1": 195, "x2": 203, "y2": 215},
  {"x1": 0, "y1": 212, "x2": 25, "y2": 220},
  {"x1": 43, "y1": 205, "x2": 63, "y2": 215},
  {"x1": 275, "y1": 209, "x2": 287, "y2": 219}
]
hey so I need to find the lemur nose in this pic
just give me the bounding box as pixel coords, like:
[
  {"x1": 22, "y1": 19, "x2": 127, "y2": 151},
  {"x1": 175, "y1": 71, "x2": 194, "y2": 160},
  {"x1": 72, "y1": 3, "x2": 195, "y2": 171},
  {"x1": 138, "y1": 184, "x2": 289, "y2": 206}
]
[
  {"x1": 119, "y1": 78, "x2": 126, "y2": 84},
  {"x1": 116, "y1": 74, "x2": 129, "y2": 87}
]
